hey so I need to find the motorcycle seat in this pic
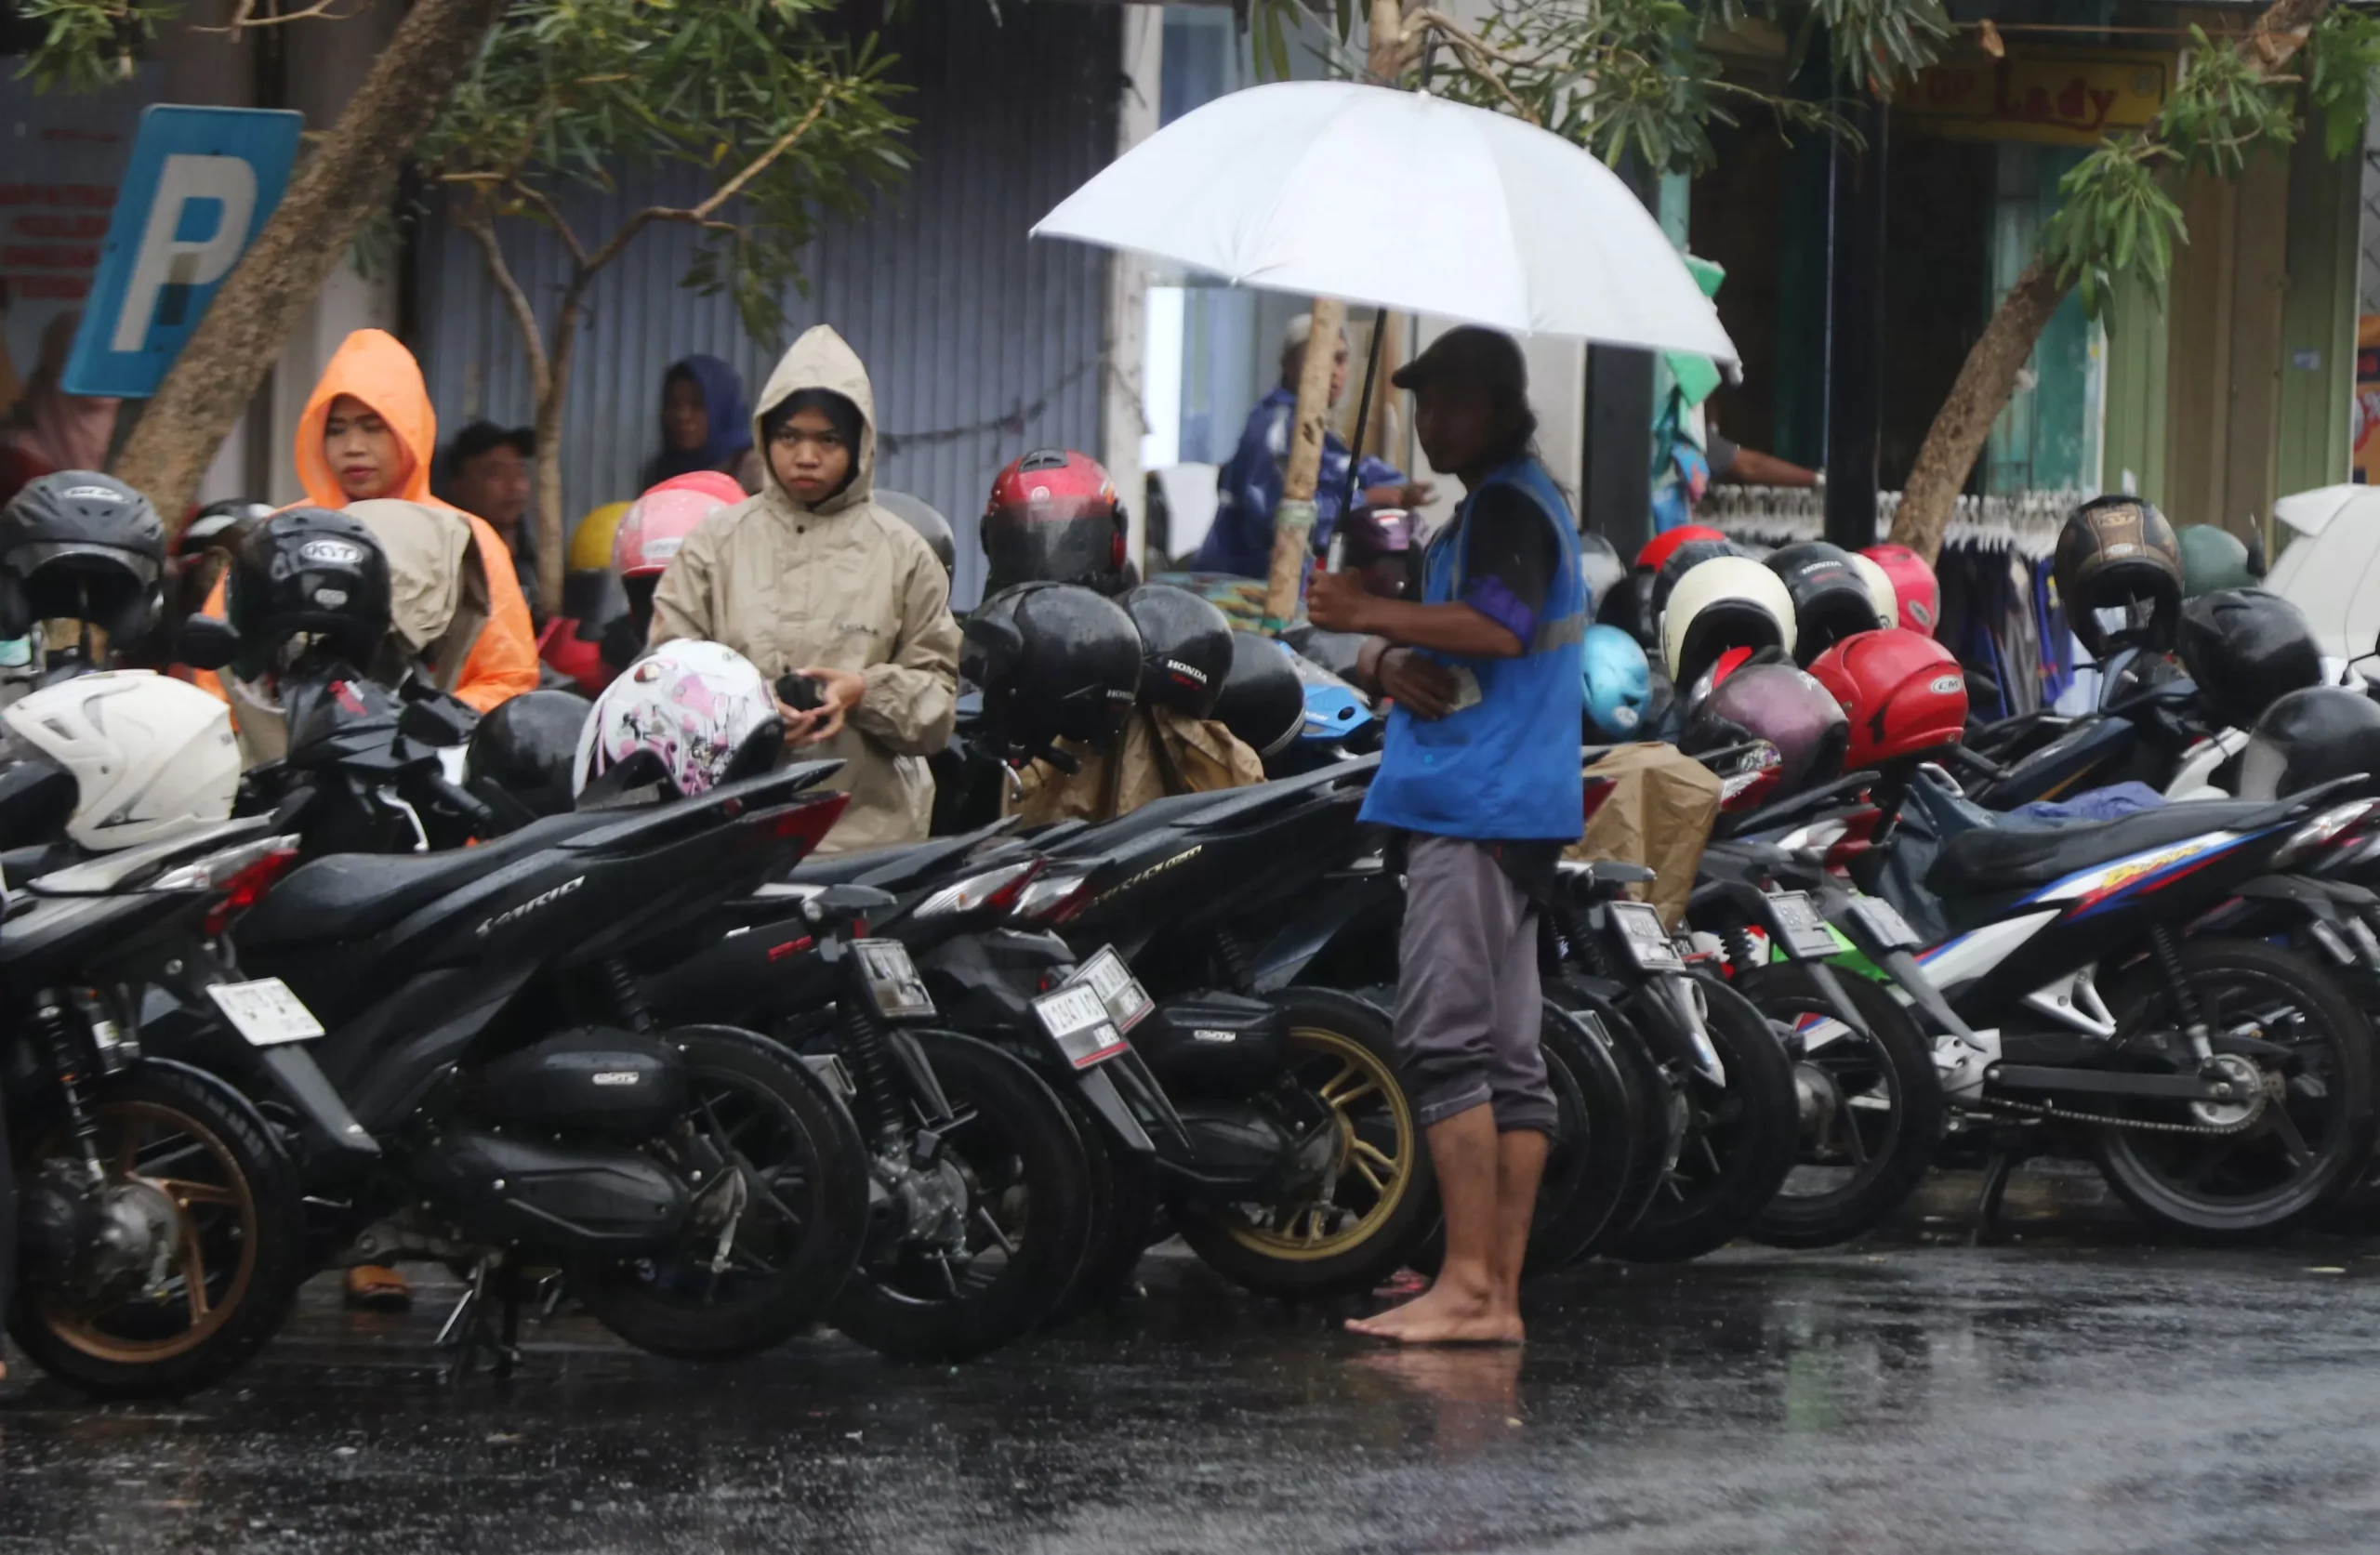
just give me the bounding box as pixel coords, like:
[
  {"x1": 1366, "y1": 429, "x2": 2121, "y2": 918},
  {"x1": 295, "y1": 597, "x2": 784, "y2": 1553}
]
[
  {"x1": 236, "y1": 810, "x2": 619, "y2": 948},
  {"x1": 1924, "y1": 798, "x2": 2295, "y2": 899}
]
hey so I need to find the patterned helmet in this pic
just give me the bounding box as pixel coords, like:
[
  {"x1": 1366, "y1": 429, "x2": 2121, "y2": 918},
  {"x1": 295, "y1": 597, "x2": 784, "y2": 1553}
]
[{"x1": 573, "y1": 639, "x2": 783, "y2": 798}]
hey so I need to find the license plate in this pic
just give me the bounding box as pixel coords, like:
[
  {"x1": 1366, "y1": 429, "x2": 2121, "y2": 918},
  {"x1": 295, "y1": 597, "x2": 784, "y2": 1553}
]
[
  {"x1": 1608, "y1": 902, "x2": 1683, "y2": 970},
  {"x1": 1848, "y1": 895, "x2": 1922, "y2": 951},
  {"x1": 206, "y1": 978, "x2": 324, "y2": 1047},
  {"x1": 1071, "y1": 945, "x2": 1153, "y2": 1032},
  {"x1": 853, "y1": 939, "x2": 936, "y2": 1021},
  {"x1": 1031, "y1": 982, "x2": 1128, "y2": 1069},
  {"x1": 1766, "y1": 891, "x2": 1843, "y2": 961}
]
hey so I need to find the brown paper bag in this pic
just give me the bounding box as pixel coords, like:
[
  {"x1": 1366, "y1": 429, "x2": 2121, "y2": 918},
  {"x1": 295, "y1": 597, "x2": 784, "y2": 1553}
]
[
  {"x1": 1565, "y1": 743, "x2": 1722, "y2": 929},
  {"x1": 1010, "y1": 705, "x2": 1263, "y2": 825}
]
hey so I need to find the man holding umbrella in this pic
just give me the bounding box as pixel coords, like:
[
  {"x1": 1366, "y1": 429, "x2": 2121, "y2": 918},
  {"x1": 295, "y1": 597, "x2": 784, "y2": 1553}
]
[{"x1": 1307, "y1": 326, "x2": 1585, "y2": 1345}]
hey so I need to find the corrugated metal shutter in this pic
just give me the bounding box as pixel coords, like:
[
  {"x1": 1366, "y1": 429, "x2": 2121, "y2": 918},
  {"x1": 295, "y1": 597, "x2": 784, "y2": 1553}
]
[{"x1": 416, "y1": 2, "x2": 1119, "y2": 608}]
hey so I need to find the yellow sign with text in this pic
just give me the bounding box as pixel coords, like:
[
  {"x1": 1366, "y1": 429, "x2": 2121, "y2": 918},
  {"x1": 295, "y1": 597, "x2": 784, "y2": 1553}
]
[{"x1": 1903, "y1": 49, "x2": 2173, "y2": 148}]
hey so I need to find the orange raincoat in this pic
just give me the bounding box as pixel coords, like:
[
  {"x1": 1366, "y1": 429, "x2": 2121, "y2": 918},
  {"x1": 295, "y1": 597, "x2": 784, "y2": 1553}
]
[{"x1": 197, "y1": 329, "x2": 538, "y2": 713}]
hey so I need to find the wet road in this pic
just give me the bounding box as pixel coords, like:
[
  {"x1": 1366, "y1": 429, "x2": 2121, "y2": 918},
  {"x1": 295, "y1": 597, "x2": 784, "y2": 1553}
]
[{"x1": 7, "y1": 1189, "x2": 2380, "y2": 1555}]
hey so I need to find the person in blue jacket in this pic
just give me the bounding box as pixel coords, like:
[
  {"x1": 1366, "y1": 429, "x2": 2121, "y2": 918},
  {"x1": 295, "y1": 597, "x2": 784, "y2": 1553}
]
[
  {"x1": 1307, "y1": 325, "x2": 1584, "y2": 1347},
  {"x1": 1192, "y1": 314, "x2": 1431, "y2": 577}
]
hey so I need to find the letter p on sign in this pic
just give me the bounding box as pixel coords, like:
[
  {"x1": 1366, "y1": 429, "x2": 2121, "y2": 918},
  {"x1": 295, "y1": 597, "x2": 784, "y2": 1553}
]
[{"x1": 65, "y1": 106, "x2": 303, "y2": 399}]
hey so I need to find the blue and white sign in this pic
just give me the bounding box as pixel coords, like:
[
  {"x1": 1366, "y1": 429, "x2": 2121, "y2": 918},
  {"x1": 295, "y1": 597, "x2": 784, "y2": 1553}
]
[{"x1": 61, "y1": 104, "x2": 301, "y2": 398}]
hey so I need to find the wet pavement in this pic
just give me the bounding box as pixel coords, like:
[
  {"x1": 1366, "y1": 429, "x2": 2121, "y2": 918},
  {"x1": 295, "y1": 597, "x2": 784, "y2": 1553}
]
[{"x1": 7, "y1": 1176, "x2": 2380, "y2": 1555}]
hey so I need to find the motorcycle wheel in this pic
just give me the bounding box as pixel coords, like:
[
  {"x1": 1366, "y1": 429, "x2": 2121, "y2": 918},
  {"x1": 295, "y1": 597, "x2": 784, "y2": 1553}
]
[
  {"x1": 2094, "y1": 939, "x2": 2376, "y2": 1244},
  {"x1": 1051, "y1": 1086, "x2": 1159, "y2": 1315},
  {"x1": 1742, "y1": 964, "x2": 1945, "y2": 1249},
  {"x1": 1546, "y1": 979, "x2": 1675, "y2": 1257},
  {"x1": 8, "y1": 1061, "x2": 305, "y2": 1400},
  {"x1": 1174, "y1": 987, "x2": 1436, "y2": 1298},
  {"x1": 827, "y1": 1030, "x2": 1091, "y2": 1363},
  {"x1": 1609, "y1": 976, "x2": 1799, "y2": 1264},
  {"x1": 578, "y1": 1027, "x2": 869, "y2": 1360},
  {"x1": 1407, "y1": 1001, "x2": 1636, "y2": 1279}
]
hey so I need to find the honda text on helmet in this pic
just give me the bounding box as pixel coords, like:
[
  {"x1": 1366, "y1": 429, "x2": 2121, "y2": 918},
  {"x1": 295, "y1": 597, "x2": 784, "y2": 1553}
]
[
  {"x1": 1122, "y1": 583, "x2": 1235, "y2": 720},
  {"x1": 982, "y1": 449, "x2": 1130, "y2": 597}
]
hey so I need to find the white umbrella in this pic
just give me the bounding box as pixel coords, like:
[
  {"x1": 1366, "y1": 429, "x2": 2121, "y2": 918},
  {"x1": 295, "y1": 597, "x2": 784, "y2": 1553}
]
[{"x1": 1033, "y1": 80, "x2": 1738, "y2": 364}]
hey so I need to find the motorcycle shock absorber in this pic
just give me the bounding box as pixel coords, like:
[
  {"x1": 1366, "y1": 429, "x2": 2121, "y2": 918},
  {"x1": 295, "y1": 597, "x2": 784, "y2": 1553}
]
[
  {"x1": 35, "y1": 987, "x2": 105, "y2": 1171},
  {"x1": 604, "y1": 957, "x2": 655, "y2": 1034},
  {"x1": 831, "y1": 946, "x2": 908, "y2": 1153},
  {"x1": 1724, "y1": 922, "x2": 1763, "y2": 979},
  {"x1": 1212, "y1": 927, "x2": 1253, "y2": 991},
  {"x1": 2149, "y1": 924, "x2": 2216, "y2": 1063}
]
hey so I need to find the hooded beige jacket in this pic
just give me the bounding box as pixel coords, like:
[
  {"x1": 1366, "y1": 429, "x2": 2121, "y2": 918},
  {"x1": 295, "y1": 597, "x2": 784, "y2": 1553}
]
[{"x1": 650, "y1": 326, "x2": 959, "y2": 852}]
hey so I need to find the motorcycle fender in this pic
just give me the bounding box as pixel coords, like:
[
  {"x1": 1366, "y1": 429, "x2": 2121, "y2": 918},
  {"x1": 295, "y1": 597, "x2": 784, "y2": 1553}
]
[
  {"x1": 1629, "y1": 974, "x2": 1727, "y2": 1087},
  {"x1": 880, "y1": 1026, "x2": 955, "y2": 1120},
  {"x1": 256, "y1": 1044, "x2": 380, "y2": 1163},
  {"x1": 2233, "y1": 874, "x2": 2345, "y2": 922},
  {"x1": 1073, "y1": 1063, "x2": 1157, "y2": 1155}
]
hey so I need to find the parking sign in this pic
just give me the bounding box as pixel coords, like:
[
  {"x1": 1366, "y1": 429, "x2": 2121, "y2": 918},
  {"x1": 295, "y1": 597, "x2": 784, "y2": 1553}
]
[{"x1": 61, "y1": 104, "x2": 302, "y2": 398}]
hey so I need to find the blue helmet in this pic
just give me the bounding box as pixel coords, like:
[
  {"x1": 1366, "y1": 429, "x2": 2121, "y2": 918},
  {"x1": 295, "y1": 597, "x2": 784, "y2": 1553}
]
[{"x1": 1581, "y1": 624, "x2": 1653, "y2": 741}]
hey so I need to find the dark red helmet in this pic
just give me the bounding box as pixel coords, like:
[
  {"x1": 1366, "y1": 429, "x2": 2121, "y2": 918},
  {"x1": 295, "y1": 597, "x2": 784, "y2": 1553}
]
[
  {"x1": 983, "y1": 448, "x2": 1127, "y2": 596},
  {"x1": 1338, "y1": 506, "x2": 1412, "y2": 566},
  {"x1": 1807, "y1": 628, "x2": 1967, "y2": 769}
]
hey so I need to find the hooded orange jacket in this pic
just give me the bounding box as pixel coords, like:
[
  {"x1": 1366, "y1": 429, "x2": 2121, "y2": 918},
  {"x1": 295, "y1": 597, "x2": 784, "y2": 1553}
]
[{"x1": 197, "y1": 329, "x2": 539, "y2": 712}]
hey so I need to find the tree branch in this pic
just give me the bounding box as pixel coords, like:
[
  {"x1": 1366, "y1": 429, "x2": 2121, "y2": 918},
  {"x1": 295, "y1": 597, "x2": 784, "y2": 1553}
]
[
  {"x1": 501, "y1": 178, "x2": 588, "y2": 268},
  {"x1": 458, "y1": 209, "x2": 551, "y2": 402}
]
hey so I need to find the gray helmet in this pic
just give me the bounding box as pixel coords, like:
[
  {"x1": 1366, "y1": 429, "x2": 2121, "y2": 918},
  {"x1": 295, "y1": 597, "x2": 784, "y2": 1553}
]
[{"x1": 878, "y1": 490, "x2": 956, "y2": 578}]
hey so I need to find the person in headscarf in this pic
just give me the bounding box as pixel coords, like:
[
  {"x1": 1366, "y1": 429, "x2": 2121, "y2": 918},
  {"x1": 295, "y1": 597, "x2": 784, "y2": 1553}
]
[
  {"x1": 644, "y1": 354, "x2": 763, "y2": 494},
  {"x1": 0, "y1": 312, "x2": 120, "y2": 509}
]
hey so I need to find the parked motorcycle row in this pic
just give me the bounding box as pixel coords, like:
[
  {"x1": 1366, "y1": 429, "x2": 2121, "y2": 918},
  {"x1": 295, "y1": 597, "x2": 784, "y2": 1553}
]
[{"x1": 7, "y1": 473, "x2": 2380, "y2": 1404}]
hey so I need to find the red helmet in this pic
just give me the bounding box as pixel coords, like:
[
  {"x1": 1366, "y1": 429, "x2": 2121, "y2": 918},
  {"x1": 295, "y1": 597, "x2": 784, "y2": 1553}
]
[
  {"x1": 983, "y1": 448, "x2": 1126, "y2": 595},
  {"x1": 1807, "y1": 628, "x2": 1967, "y2": 768},
  {"x1": 1634, "y1": 523, "x2": 1726, "y2": 575},
  {"x1": 649, "y1": 469, "x2": 747, "y2": 507},
  {"x1": 614, "y1": 484, "x2": 732, "y2": 578},
  {"x1": 1861, "y1": 544, "x2": 1939, "y2": 638},
  {"x1": 1624, "y1": 524, "x2": 1727, "y2": 645}
]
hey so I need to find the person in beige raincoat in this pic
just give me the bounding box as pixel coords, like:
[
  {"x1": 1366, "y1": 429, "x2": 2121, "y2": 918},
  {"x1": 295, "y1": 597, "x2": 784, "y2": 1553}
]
[{"x1": 649, "y1": 325, "x2": 959, "y2": 852}]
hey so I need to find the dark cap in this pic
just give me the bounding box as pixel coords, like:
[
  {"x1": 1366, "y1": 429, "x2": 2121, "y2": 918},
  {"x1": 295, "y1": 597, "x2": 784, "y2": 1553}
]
[
  {"x1": 445, "y1": 420, "x2": 535, "y2": 479},
  {"x1": 1392, "y1": 325, "x2": 1527, "y2": 397}
]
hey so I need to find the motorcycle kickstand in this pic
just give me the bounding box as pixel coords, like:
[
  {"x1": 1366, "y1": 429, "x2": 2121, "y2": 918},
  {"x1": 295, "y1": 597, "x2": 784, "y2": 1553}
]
[
  {"x1": 1971, "y1": 1150, "x2": 2017, "y2": 1248},
  {"x1": 438, "y1": 1257, "x2": 524, "y2": 1381}
]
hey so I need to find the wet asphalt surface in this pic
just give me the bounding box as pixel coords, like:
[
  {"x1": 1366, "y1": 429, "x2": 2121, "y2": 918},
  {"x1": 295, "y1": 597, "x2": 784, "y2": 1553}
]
[{"x1": 7, "y1": 1169, "x2": 2380, "y2": 1555}]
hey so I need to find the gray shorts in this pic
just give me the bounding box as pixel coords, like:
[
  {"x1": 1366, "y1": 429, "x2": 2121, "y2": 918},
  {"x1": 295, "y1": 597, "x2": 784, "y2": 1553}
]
[{"x1": 1392, "y1": 834, "x2": 1556, "y2": 1135}]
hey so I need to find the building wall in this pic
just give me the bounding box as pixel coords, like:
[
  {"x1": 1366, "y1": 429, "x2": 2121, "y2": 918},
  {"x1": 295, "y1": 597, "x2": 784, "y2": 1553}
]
[
  {"x1": 414, "y1": 1, "x2": 1120, "y2": 608},
  {"x1": 2275, "y1": 127, "x2": 2360, "y2": 503}
]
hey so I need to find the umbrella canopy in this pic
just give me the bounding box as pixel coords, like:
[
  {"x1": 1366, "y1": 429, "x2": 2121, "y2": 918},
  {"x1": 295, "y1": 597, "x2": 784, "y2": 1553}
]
[{"x1": 1033, "y1": 81, "x2": 1739, "y2": 365}]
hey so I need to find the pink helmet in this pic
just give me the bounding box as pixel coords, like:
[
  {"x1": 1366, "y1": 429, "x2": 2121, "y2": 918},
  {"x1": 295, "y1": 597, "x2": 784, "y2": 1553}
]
[
  {"x1": 650, "y1": 469, "x2": 746, "y2": 506},
  {"x1": 572, "y1": 639, "x2": 782, "y2": 798},
  {"x1": 1860, "y1": 544, "x2": 1939, "y2": 638},
  {"x1": 614, "y1": 485, "x2": 732, "y2": 579}
]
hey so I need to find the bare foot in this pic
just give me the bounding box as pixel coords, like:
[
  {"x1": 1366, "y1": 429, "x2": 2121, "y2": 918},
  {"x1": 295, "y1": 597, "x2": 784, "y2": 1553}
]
[{"x1": 1346, "y1": 1276, "x2": 1523, "y2": 1345}]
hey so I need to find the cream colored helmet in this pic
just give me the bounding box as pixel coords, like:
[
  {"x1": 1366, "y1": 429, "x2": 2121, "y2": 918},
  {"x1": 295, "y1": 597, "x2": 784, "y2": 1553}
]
[
  {"x1": 1661, "y1": 555, "x2": 1797, "y2": 692},
  {"x1": 1849, "y1": 551, "x2": 1897, "y2": 633},
  {"x1": 2, "y1": 670, "x2": 240, "y2": 850}
]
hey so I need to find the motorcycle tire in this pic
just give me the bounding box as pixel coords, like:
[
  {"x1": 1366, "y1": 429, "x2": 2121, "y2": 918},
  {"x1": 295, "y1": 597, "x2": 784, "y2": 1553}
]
[
  {"x1": 578, "y1": 1026, "x2": 869, "y2": 1360},
  {"x1": 1545, "y1": 977, "x2": 1675, "y2": 1258},
  {"x1": 1051, "y1": 1086, "x2": 1160, "y2": 1316},
  {"x1": 1740, "y1": 964, "x2": 1945, "y2": 1250},
  {"x1": 8, "y1": 1060, "x2": 305, "y2": 1400},
  {"x1": 2094, "y1": 938, "x2": 2376, "y2": 1244},
  {"x1": 1408, "y1": 1000, "x2": 1637, "y2": 1279},
  {"x1": 1173, "y1": 987, "x2": 1436, "y2": 1298},
  {"x1": 827, "y1": 1030, "x2": 1091, "y2": 1363},
  {"x1": 1609, "y1": 976, "x2": 1799, "y2": 1264}
]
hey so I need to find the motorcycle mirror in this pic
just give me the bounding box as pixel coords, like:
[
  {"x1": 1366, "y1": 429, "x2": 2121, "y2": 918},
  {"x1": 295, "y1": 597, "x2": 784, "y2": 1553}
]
[{"x1": 173, "y1": 613, "x2": 240, "y2": 672}]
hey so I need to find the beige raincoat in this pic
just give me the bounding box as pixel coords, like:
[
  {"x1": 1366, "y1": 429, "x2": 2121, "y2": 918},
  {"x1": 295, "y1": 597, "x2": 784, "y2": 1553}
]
[
  {"x1": 650, "y1": 326, "x2": 960, "y2": 852},
  {"x1": 1012, "y1": 705, "x2": 1264, "y2": 825}
]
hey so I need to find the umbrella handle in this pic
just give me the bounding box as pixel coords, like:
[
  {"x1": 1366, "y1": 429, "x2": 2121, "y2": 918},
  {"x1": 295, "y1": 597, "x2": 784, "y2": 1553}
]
[{"x1": 1338, "y1": 306, "x2": 1389, "y2": 528}]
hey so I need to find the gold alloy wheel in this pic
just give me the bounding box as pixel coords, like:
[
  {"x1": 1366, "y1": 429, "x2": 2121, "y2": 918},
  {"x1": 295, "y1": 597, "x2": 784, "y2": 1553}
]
[
  {"x1": 34, "y1": 1100, "x2": 259, "y2": 1364},
  {"x1": 1221, "y1": 1023, "x2": 1415, "y2": 1262}
]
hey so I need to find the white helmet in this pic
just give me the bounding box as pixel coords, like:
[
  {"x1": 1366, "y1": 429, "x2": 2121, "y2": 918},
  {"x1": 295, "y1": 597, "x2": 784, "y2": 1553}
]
[
  {"x1": 1848, "y1": 551, "x2": 1897, "y2": 633},
  {"x1": 2, "y1": 670, "x2": 239, "y2": 850},
  {"x1": 1662, "y1": 555, "x2": 1797, "y2": 690},
  {"x1": 574, "y1": 639, "x2": 783, "y2": 799}
]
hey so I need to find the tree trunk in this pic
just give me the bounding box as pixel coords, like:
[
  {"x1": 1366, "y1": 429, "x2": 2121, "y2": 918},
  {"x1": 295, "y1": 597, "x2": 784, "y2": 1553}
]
[
  {"x1": 112, "y1": 0, "x2": 510, "y2": 527},
  {"x1": 535, "y1": 292, "x2": 587, "y2": 616},
  {"x1": 1888, "y1": 0, "x2": 2331, "y2": 560},
  {"x1": 1264, "y1": 296, "x2": 1348, "y2": 627},
  {"x1": 1356, "y1": 0, "x2": 1408, "y2": 470}
]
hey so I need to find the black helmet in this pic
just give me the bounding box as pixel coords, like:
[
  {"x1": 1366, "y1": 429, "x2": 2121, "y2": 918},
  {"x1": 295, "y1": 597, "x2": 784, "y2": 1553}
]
[
  {"x1": 1212, "y1": 630, "x2": 1304, "y2": 760},
  {"x1": 225, "y1": 507, "x2": 391, "y2": 681},
  {"x1": 2176, "y1": 588, "x2": 2323, "y2": 731},
  {"x1": 1578, "y1": 530, "x2": 1625, "y2": 621},
  {"x1": 1121, "y1": 583, "x2": 1233, "y2": 718},
  {"x1": 962, "y1": 582, "x2": 1141, "y2": 757},
  {"x1": 1765, "y1": 542, "x2": 1884, "y2": 664},
  {"x1": 878, "y1": 490, "x2": 957, "y2": 579},
  {"x1": 1648, "y1": 537, "x2": 1741, "y2": 640},
  {"x1": 2055, "y1": 495, "x2": 2183, "y2": 656},
  {"x1": 0, "y1": 470, "x2": 166, "y2": 641},
  {"x1": 467, "y1": 689, "x2": 592, "y2": 818},
  {"x1": 2237, "y1": 688, "x2": 2380, "y2": 800},
  {"x1": 179, "y1": 499, "x2": 274, "y2": 559},
  {"x1": 1680, "y1": 660, "x2": 1848, "y2": 810}
]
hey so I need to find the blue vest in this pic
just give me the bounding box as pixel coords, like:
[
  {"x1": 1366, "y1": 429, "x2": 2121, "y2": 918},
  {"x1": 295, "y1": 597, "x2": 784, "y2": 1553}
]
[{"x1": 1362, "y1": 457, "x2": 1586, "y2": 841}]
